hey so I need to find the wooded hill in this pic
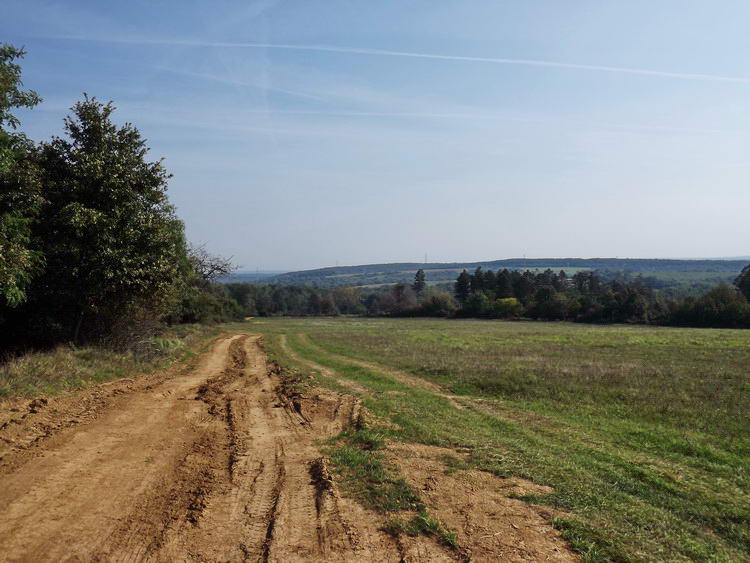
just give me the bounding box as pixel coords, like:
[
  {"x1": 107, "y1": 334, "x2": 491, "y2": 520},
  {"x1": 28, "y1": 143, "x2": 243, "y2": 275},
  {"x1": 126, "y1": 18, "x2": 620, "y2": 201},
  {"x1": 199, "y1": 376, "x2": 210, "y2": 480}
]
[{"x1": 229, "y1": 258, "x2": 746, "y2": 293}]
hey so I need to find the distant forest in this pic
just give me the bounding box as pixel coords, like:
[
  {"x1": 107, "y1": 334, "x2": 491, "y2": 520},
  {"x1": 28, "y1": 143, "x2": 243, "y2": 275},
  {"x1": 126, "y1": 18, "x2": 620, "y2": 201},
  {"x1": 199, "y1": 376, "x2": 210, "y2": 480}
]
[
  {"x1": 220, "y1": 265, "x2": 750, "y2": 329},
  {"x1": 230, "y1": 258, "x2": 746, "y2": 296}
]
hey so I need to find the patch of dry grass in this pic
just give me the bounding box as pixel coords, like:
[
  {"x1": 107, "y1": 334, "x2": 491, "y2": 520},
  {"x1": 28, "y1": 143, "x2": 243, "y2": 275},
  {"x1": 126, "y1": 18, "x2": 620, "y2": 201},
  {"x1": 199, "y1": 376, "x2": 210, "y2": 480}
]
[{"x1": 0, "y1": 324, "x2": 219, "y2": 399}]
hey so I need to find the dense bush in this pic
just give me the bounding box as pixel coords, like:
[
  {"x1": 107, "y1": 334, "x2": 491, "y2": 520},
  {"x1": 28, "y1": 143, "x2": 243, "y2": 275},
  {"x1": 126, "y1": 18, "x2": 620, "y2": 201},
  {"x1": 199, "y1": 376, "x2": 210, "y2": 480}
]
[
  {"x1": 669, "y1": 284, "x2": 750, "y2": 328},
  {"x1": 223, "y1": 283, "x2": 365, "y2": 317}
]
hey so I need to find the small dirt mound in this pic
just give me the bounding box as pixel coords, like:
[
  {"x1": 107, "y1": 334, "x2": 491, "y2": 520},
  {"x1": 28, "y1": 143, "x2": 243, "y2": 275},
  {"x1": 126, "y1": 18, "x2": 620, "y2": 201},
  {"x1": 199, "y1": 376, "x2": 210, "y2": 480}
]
[{"x1": 387, "y1": 443, "x2": 579, "y2": 562}]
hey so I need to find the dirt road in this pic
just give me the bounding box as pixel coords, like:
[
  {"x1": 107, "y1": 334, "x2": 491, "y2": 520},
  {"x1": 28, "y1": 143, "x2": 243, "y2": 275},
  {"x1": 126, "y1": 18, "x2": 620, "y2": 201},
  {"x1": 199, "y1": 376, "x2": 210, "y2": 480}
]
[
  {"x1": 0, "y1": 334, "x2": 577, "y2": 562},
  {"x1": 0, "y1": 335, "x2": 399, "y2": 562}
]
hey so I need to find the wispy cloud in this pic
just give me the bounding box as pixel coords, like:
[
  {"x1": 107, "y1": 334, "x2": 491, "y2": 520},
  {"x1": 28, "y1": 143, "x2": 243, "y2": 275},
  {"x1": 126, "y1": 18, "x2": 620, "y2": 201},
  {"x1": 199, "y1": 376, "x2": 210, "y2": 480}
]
[
  {"x1": 151, "y1": 65, "x2": 325, "y2": 101},
  {"x1": 52, "y1": 36, "x2": 750, "y2": 85}
]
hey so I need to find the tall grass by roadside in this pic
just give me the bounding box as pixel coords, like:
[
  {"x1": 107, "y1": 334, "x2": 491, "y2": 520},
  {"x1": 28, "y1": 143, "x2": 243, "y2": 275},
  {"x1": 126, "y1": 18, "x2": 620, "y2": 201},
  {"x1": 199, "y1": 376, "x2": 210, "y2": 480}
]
[{"x1": 0, "y1": 324, "x2": 219, "y2": 399}]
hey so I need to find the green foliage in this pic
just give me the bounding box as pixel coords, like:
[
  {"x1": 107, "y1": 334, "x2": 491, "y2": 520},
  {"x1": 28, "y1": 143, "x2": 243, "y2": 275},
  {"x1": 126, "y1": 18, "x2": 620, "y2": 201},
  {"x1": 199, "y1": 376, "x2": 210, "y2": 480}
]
[
  {"x1": 492, "y1": 297, "x2": 523, "y2": 318},
  {"x1": 671, "y1": 283, "x2": 750, "y2": 327},
  {"x1": 451, "y1": 267, "x2": 750, "y2": 328},
  {"x1": 412, "y1": 268, "x2": 426, "y2": 295},
  {"x1": 170, "y1": 280, "x2": 243, "y2": 324},
  {"x1": 453, "y1": 269, "x2": 471, "y2": 303},
  {"x1": 462, "y1": 290, "x2": 491, "y2": 316},
  {"x1": 0, "y1": 44, "x2": 43, "y2": 307},
  {"x1": 416, "y1": 288, "x2": 457, "y2": 316},
  {"x1": 28, "y1": 96, "x2": 189, "y2": 341},
  {"x1": 223, "y1": 283, "x2": 364, "y2": 317},
  {"x1": 527, "y1": 286, "x2": 572, "y2": 320},
  {"x1": 735, "y1": 265, "x2": 750, "y2": 301},
  {"x1": 0, "y1": 47, "x2": 240, "y2": 348},
  {"x1": 0, "y1": 44, "x2": 41, "y2": 130}
]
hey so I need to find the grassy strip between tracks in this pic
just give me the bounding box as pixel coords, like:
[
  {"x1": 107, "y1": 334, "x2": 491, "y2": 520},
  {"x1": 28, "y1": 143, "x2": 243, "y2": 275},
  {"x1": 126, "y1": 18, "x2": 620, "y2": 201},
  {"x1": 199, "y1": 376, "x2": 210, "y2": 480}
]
[{"x1": 262, "y1": 333, "x2": 459, "y2": 550}]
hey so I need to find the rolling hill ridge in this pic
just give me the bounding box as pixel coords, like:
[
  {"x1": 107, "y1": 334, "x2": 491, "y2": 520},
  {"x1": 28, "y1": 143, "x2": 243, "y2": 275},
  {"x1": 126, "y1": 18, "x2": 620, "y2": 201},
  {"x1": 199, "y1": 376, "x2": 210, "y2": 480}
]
[{"x1": 227, "y1": 258, "x2": 748, "y2": 289}]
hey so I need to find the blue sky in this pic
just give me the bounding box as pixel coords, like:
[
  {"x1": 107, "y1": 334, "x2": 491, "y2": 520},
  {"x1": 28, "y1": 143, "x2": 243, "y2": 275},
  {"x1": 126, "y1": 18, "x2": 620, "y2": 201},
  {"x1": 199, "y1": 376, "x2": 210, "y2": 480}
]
[{"x1": 4, "y1": 1, "x2": 750, "y2": 270}]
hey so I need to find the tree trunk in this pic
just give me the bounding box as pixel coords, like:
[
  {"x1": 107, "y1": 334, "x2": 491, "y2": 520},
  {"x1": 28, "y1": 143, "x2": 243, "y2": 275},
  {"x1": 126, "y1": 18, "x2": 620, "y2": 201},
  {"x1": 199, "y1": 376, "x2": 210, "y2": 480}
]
[{"x1": 72, "y1": 309, "x2": 84, "y2": 345}]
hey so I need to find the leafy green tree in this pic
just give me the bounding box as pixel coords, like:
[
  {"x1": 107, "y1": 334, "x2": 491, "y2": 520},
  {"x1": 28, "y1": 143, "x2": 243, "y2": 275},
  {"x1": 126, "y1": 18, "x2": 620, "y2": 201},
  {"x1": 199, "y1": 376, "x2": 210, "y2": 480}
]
[
  {"x1": 482, "y1": 269, "x2": 496, "y2": 298},
  {"x1": 528, "y1": 286, "x2": 570, "y2": 320},
  {"x1": 319, "y1": 293, "x2": 339, "y2": 315},
  {"x1": 735, "y1": 264, "x2": 750, "y2": 301},
  {"x1": 34, "y1": 96, "x2": 189, "y2": 342},
  {"x1": 0, "y1": 44, "x2": 43, "y2": 306},
  {"x1": 333, "y1": 286, "x2": 363, "y2": 314},
  {"x1": 492, "y1": 297, "x2": 524, "y2": 318},
  {"x1": 671, "y1": 284, "x2": 750, "y2": 328},
  {"x1": 412, "y1": 268, "x2": 426, "y2": 295},
  {"x1": 0, "y1": 45, "x2": 41, "y2": 129},
  {"x1": 464, "y1": 291, "x2": 491, "y2": 317},
  {"x1": 513, "y1": 271, "x2": 537, "y2": 304},
  {"x1": 417, "y1": 287, "x2": 457, "y2": 316},
  {"x1": 470, "y1": 267, "x2": 484, "y2": 293},
  {"x1": 495, "y1": 269, "x2": 514, "y2": 298},
  {"x1": 454, "y1": 270, "x2": 471, "y2": 303},
  {"x1": 391, "y1": 283, "x2": 417, "y2": 313}
]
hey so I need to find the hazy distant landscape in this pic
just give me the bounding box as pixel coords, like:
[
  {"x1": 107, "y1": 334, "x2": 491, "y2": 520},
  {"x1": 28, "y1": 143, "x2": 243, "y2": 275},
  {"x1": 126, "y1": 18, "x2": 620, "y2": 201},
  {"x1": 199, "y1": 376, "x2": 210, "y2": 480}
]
[{"x1": 228, "y1": 257, "x2": 747, "y2": 294}]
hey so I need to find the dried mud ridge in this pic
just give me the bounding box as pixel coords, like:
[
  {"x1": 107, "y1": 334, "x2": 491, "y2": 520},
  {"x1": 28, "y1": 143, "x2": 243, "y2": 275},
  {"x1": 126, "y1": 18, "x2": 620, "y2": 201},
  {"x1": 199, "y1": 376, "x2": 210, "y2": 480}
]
[{"x1": 0, "y1": 334, "x2": 577, "y2": 562}]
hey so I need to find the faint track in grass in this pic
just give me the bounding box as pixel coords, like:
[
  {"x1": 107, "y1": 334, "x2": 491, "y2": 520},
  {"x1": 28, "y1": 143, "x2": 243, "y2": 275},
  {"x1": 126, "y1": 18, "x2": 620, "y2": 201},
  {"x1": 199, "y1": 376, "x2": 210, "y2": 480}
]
[
  {"x1": 296, "y1": 334, "x2": 466, "y2": 410},
  {"x1": 294, "y1": 334, "x2": 568, "y2": 430},
  {"x1": 277, "y1": 334, "x2": 370, "y2": 395}
]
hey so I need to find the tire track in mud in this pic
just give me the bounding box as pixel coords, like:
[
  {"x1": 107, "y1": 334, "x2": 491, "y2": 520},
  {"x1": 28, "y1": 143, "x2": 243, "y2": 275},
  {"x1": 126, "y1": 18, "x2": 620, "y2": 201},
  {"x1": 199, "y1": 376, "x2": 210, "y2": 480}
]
[
  {"x1": 0, "y1": 335, "x2": 241, "y2": 562},
  {"x1": 0, "y1": 334, "x2": 416, "y2": 562}
]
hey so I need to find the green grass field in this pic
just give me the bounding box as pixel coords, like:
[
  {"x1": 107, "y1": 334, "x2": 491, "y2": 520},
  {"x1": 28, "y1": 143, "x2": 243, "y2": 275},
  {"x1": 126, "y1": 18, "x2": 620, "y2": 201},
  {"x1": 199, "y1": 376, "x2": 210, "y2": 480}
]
[{"x1": 241, "y1": 317, "x2": 750, "y2": 562}]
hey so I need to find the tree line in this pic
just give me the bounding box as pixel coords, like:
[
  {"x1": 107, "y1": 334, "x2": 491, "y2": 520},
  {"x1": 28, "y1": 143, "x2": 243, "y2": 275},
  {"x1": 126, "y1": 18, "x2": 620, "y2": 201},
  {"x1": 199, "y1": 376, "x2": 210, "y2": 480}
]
[
  {"x1": 449, "y1": 266, "x2": 750, "y2": 328},
  {"x1": 224, "y1": 284, "x2": 365, "y2": 316},
  {"x1": 190, "y1": 265, "x2": 750, "y2": 330}
]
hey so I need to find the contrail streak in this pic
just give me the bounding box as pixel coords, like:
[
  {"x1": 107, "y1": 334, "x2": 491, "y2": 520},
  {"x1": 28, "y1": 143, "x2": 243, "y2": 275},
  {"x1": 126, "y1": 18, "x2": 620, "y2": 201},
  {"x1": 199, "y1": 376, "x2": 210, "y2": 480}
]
[{"x1": 55, "y1": 36, "x2": 750, "y2": 84}]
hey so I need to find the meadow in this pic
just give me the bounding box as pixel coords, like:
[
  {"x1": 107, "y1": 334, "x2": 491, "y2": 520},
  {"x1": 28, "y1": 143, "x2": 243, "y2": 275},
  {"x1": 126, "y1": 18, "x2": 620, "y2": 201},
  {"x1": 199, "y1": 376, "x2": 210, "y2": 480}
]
[{"x1": 244, "y1": 317, "x2": 750, "y2": 562}]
